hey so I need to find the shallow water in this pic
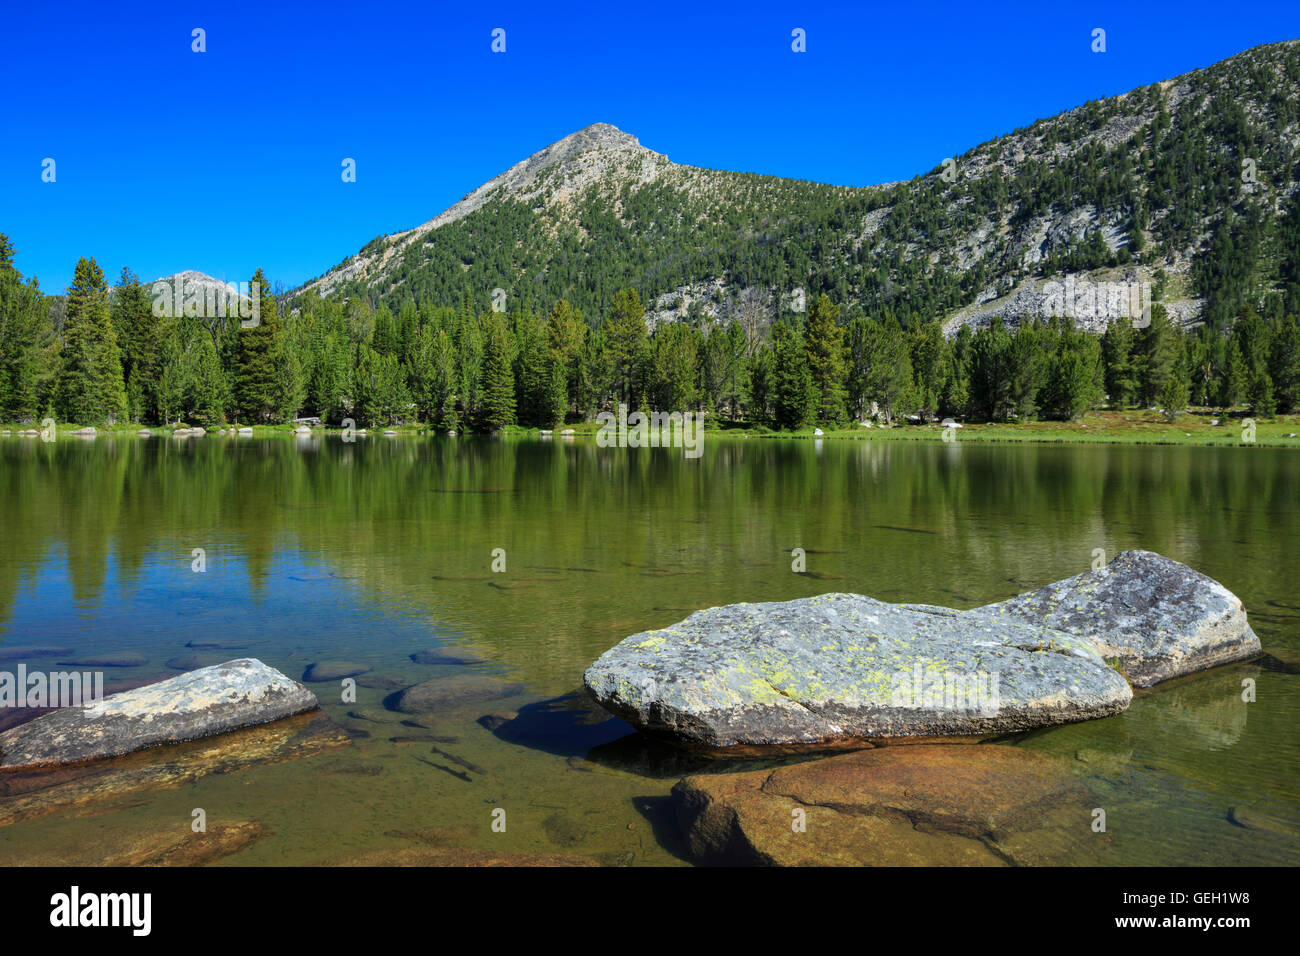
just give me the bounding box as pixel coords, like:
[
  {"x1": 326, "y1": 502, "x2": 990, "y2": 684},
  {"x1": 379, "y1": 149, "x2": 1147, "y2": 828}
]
[{"x1": 0, "y1": 434, "x2": 1297, "y2": 865}]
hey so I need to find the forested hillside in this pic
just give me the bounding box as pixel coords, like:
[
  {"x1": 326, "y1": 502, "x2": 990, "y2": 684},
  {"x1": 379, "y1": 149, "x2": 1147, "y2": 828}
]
[{"x1": 3, "y1": 40, "x2": 1299, "y2": 431}]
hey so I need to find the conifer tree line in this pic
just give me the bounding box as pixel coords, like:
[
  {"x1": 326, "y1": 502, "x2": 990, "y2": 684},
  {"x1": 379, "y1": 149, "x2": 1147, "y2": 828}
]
[{"x1": 3, "y1": 235, "x2": 1299, "y2": 430}]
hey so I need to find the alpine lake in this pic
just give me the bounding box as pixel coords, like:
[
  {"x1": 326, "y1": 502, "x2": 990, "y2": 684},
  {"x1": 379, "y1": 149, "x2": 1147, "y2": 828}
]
[{"x1": 0, "y1": 432, "x2": 1297, "y2": 866}]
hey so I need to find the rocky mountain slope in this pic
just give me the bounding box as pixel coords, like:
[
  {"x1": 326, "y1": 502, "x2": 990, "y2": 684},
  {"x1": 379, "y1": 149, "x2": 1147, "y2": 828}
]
[{"x1": 300, "y1": 39, "x2": 1300, "y2": 333}]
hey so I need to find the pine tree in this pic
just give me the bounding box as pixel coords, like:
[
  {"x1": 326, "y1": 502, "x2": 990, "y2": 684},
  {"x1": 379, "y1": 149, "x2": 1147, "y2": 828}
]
[
  {"x1": 1006, "y1": 319, "x2": 1049, "y2": 420},
  {"x1": 1219, "y1": 336, "x2": 1246, "y2": 408},
  {"x1": 546, "y1": 299, "x2": 586, "y2": 416},
  {"x1": 56, "y1": 257, "x2": 128, "y2": 425},
  {"x1": 604, "y1": 288, "x2": 648, "y2": 408},
  {"x1": 804, "y1": 294, "x2": 847, "y2": 424},
  {"x1": 746, "y1": 345, "x2": 771, "y2": 424},
  {"x1": 355, "y1": 345, "x2": 410, "y2": 426},
  {"x1": 648, "y1": 321, "x2": 699, "y2": 412},
  {"x1": 1134, "y1": 304, "x2": 1179, "y2": 407},
  {"x1": 909, "y1": 320, "x2": 948, "y2": 418},
  {"x1": 969, "y1": 318, "x2": 1012, "y2": 420},
  {"x1": 941, "y1": 324, "x2": 972, "y2": 418},
  {"x1": 1101, "y1": 316, "x2": 1136, "y2": 407},
  {"x1": 1159, "y1": 336, "x2": 1191, "y2": 420},
  {"x1": 516, "y1": 312, "x2": 556, "y2": 427},
  {"x1": 1268, "y1": 314, "x2": 1300, "y2": 412},
  {"x1": 187, "y1": 327, "x2": 228, "y2": 426},
  {"x1": 233, "y1": 269, "x2": 280, "y2": 422},
  {"x1": 1042, "y1": 321, "x2": 1102, "y2": 420},
  {"x1": 111, "y1": 268, "x2": 157, "y2": 423},
  {"x1": 0, "y1": 235, "x2": 56, "y2": 422},
  {"x1": 478, "y1": 312, "x2": 516, "y2": 429},
  {"x1": 771, "y1": 322, "x2": 814, "y2": 429}
]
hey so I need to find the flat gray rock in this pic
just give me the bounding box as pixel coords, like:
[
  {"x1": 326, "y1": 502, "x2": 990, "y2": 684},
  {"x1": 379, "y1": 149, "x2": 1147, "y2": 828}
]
[
  {"x1": 977, "y1": 550, "x2": 1261, "y2": 687},
  {"x1": 584, "y1": 593, "x2": 1132, "y2": 748},
  {"x1": 0, "y1": 659, "x2": 318, "y2": 770}
]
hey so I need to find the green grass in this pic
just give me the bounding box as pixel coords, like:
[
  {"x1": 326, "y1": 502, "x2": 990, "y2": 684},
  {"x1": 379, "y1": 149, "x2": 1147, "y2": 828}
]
[{"x1": 4, "y1": 409, "x2": 1299, "y2": 447}]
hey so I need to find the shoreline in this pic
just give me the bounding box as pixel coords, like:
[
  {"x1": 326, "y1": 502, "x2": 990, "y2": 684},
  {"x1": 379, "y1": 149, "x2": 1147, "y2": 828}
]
[{"x1": 5, "y1": 410, "x2": 1300, "y2": 449}]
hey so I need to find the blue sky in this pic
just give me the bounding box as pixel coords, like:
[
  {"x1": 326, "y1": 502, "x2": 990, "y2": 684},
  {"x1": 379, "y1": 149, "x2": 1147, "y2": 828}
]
[{"x1": 3, "y1": 0, "x2": 1298, "y2": 293}]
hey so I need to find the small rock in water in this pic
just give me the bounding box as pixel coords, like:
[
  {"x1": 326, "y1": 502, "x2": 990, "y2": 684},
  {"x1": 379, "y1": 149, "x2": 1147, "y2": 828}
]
[
  {"x1": 0, "y1": 645, "x2": 73, "y2": 662},
  {"x1": 477, "y1": 711, "x2": 519, "y2": 732},
  {"x1": 1227, "y1": 804, "x2": 1298, "y2": 834},
  {"x1": 410, "y1": 647, "x2": 484, "y2": 666},
  {"x1": 387, "y1": 675, "x2": 527, "y2": 714},
  {"x1": 56, "y1": 653, "x2": 148, "y2": 668},
  {"x1": 1260, "y1": 648, "x2": 1300, "y2": 674},
  {"x1": 301, "y1": 661, "x2": 372, "y2": 682},
  {"x1": 165, "y1": 654, "x2": 226, "y2": 671},
  {"x1": 542, "y1": 813, "x2": 587, "y2": 846},
  {"x1": 355, "y1": 674, "x2": 406, "y2": 690}
]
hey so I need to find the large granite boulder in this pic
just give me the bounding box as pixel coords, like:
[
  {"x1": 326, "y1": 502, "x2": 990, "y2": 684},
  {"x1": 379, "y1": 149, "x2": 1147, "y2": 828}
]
[
  {"x1": 584, "y1": 593, "x2": 1131, "y2": 748},
  {"x1": 0, "y1": 658, "x2": 317, "y2": 770},
  {"x1": 977, "y1": 550, "x2": 1261, "y2": 687},
  {"x1": 672, "y1": 744, "x2": 1107, "y2": 866}
]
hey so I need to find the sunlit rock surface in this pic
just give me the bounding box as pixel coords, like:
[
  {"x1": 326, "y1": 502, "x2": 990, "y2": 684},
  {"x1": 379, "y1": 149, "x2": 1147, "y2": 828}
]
[
  {"x1": 0, "y1": 658, "x2": 318, "y2": 770},
  {"x1": 672, "y1": 744, "x2": 1108, "y2": 866},
  {"x1": 978, "y1": 550, "x2": 1261, "y2": 687},
  {"x1": 585, "y1": 551, "x2": 1260, "y2": 747},
  {"x1": 585, "y1": 594, "x2": 1131, "y2": 747}
]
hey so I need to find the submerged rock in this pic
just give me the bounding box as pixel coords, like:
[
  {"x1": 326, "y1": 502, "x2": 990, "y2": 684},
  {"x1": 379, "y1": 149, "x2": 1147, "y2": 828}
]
[
  {"x1": 0, "y1": 711, "x2": 349, "y2": 827},
  {"x1": 978, "y1": 550, "x2": 1261, "y2": 687},
  {"x1": 0, "y1": 646, "x2": 73, "y2": 662},
  {"x1": 301, "y1": 661, "x2": 371, "y2": 682},
  {"x1": 672, "y1": 744, "x2": 1105, "y2": 866},
  {"x1": 0, "y1": 658, "x2": 318, "y2": 770},
  {"x1": 584, "y1": 593, "x2": 1131, "y2": 748},
  {"x1": 1260, "y1": 648, "x2": 1300, "y2": 674},
  {"x1": 410, "y1": 647, "x2": 484, "y2": 666},
  {"x1": 165, "y1": 653, "x2": 225, "y2": 671},
  {"x1": 387, "y1": 675, "x2": 527, "y2": 714},
  {"x1": 56, "y1": 653, "x2": 148, "y2": 668},
  {"x1": 334, "y1": 846, "x2": 597, "y2": 866},
  {"x1": 6, "y1": 819, "x2": 268, "y2": 866}
]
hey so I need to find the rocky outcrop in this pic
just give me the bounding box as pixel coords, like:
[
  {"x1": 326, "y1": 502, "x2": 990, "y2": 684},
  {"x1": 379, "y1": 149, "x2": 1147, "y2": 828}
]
[
  {"x1": 584, "y1": 593, "x2": 1131, "y2": 748},
  {"x1": 584, "y1": 551, "x2": 1258, "y2": 748},
  {"x1": 672, "y1": 744, "x2": 1106, "y2": 866},
  {"x1": 0, "y1": 659, "x2": 317, "y2": 770},
  {"x1": 977, "y1": 550, "x2": 1260, "y2": 687}
]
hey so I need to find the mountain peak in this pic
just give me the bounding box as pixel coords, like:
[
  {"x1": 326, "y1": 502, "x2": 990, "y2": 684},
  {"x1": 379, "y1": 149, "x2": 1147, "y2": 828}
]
[
  {"x1": 306, "y1": 122, "x2": 669, "y2": 295},
  {"x1": 554, "y1": 122, "x2": 643, "y2": 152}
]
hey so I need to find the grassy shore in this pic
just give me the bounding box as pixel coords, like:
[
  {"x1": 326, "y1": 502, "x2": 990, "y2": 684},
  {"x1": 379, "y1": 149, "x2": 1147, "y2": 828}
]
[
  {"x1": 4, "y1": 410, "x2": 1299, "y2": 447},
  {"x1": 507, "y1": 409, "x2": 1300, "y2": 447}
]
